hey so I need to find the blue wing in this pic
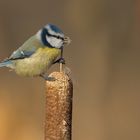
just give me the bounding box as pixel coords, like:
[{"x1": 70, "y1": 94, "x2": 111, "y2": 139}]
[
  {"x1": 0, "y1": 36, "x2": 43, "y2": 67},
  {"x1": 0, "y1": 48, "x2": 35, "y2": 67},
  {"x1": 8, "y1": 49, "x2": 35, "y2": 60},
  {"x1": 7, "y1": 36, "x2": 42, "y2": 61}
]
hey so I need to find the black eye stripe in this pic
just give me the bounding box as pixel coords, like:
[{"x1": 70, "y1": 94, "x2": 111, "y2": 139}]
[
  {"x1": 43, "y1": 28, "x2": 64, "y2": 40},
  {"x1": 48, "y1": 33, "x2": 64, "y2": 40},
  {"x1": 41, "y1": 28, "x2": 64, "y2": 48}
]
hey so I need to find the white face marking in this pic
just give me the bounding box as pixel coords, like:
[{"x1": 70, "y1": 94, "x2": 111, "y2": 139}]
[
  {"x1": 46, "y1": 25, "x2": 64, "y2": 38},
  {"x1": 46, "y1": 35, "x2": 63, "y2": 48},
  {"x1": 36, "y1": 25, "x2": 65, "y2": 48}
]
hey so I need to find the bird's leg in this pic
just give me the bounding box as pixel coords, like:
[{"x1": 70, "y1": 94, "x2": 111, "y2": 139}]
[
  {"x1": 53, "y1": 47, "x2": 65, "y2": 72},
  {"x1": 53, "y1": 57, "x2": 65, "y2": 64},
  {"x1": 59, "y1": 47, "x2": 64, "y2": 72},
  {"x1": 52, "y1": 47, "x2": 65, "y2": 72},
  {"x1": 40, "y1": 74, "x2": 55, "y2": 81}
]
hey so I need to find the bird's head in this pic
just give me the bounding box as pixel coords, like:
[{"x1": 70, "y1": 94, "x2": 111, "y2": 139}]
[{"x1": 36, "y1": 24, "x2": 71, "y2": 49}]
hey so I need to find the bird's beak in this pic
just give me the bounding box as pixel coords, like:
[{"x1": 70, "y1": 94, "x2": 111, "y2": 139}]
[{"x1": 63, "y1": 36, "x2": 71, "y2": 46}]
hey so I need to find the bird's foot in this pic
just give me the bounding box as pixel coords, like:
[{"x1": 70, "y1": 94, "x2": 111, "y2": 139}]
[
  {"x1": 40, "y1": 74, "x2": 55, "y2": 81},
  {"x1": 53, "y1": 57, "x2": 65, "y2": 64}
]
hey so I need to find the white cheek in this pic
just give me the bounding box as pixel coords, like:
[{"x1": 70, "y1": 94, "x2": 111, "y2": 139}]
[{"x1": 47, "y1": 36, "x2": 63, "y2": 48}]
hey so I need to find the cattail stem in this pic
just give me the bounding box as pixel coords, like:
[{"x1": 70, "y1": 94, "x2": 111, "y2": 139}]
[
  {"x1": 59, "y1": 63, "x2": 63, "y2": 72},
  {"x1": 45, "y1": 72, "x2": 73, "y2": 140}
]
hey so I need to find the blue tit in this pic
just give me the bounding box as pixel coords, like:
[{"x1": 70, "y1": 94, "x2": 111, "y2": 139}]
[{"x1": 0, "y1": 24, "x2": 70, "y2": 78}]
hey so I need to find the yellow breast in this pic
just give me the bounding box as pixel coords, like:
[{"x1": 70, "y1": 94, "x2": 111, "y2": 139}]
[{"x1": 14, "y1": 47, "x2": 61, "y2": 77}]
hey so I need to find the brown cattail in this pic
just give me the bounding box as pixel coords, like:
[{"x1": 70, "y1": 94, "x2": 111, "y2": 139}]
[{"x1": 45, "y1": 72, "x2": 73, "y2": 140}]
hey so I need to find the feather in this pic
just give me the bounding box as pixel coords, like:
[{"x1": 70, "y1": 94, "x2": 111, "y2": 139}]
[
  {"x1": 8, "y1": 35, "x2": 43, "y2": 61},
  {"x1": 0, "y1": 60, "x2": 12, "y2": 67}
]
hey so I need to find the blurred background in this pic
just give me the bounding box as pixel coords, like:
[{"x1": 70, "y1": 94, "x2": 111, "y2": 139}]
[{"x1": 0, "y1": 0, "x2": 139, "y2": 140}]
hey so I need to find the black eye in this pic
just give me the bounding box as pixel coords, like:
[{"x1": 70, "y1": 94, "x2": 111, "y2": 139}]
[
  {"x1": 56, "y1": 36, "x2": 64, "y2": 41},
  {"x1": 50, "y1": 34, "x2": 64, "y2": 40},
  {"x1": 57, "y1": 36, "x2": 60, "y2": 39}
]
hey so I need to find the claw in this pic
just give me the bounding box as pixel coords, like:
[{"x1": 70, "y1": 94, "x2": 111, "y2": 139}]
[
  {"x1": 53, "y1": 57, "x2": 65, "y2": 64},
  {"x1": 40, "y1": 74, "x2": 55, "y2": 81}
]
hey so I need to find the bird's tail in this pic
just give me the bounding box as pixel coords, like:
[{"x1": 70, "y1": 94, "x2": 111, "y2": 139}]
[{"x1": 0, "y1": 60, "x2": 12, "y2": 68}]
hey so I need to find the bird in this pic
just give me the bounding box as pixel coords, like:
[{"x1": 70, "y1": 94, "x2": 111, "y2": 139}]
[{"x1": 0, "y1": 24, "x2": 71, "y2": 79}]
